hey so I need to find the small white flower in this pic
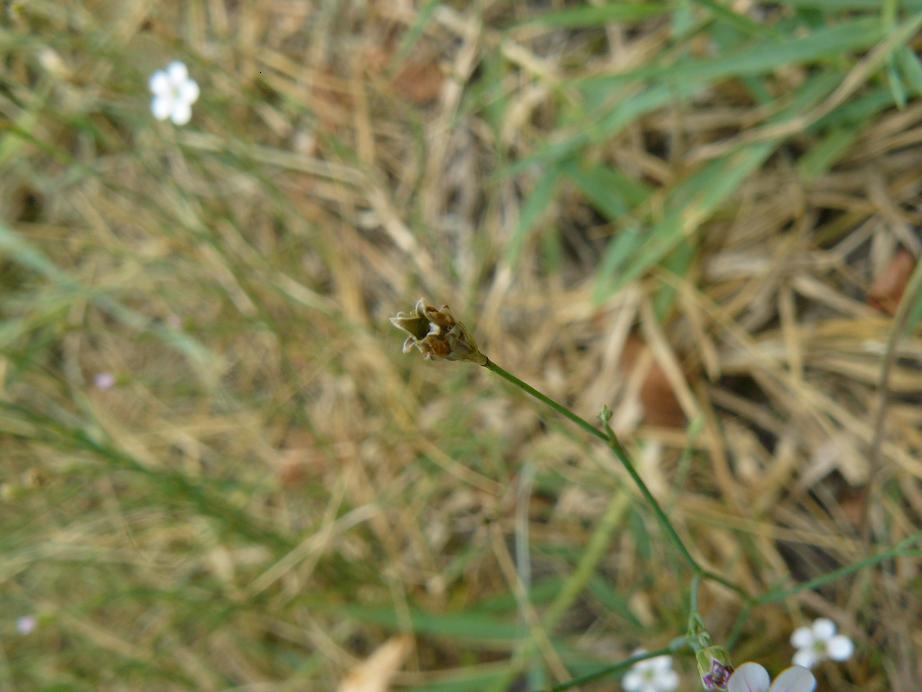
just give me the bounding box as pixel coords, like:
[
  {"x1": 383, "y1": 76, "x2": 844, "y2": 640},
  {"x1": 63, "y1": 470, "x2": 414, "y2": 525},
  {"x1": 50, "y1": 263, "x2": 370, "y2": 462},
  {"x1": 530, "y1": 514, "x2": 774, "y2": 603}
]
[
  {"x1": 623, "y1": 650, "x2": 679, "y2": 692},
  {"x1": 728, "y1": 663, "x2": 815, "y2": 692},
  {"x1": 93, "y1": 372, "x2": 116, "y2": 390},
  {"x1": 790, "y1": 618, "x2": 854, "y2": 669},
  {"x1": 16, "y1": 615, "x2": 37, "y2": 635},
  {"x1": 149, "y1": 61, "x2": 200, "y2": 126}
]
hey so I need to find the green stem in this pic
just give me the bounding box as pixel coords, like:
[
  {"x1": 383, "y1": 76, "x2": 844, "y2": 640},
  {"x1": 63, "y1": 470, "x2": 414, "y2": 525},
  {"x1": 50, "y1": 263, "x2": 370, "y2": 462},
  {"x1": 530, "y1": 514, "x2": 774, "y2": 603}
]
[
  {"x1": 484, "y1": 358, "x2": 610, "y2": 443},
  {"x1": 702, "y1": 569, "x2": 749, "y2": 599},
  {"x1": 756, "y1": 531, "x2": 922, "y2": 605},
  {"x1": 544, "y1": 491, "x2": 632, "y2": 630},
  {"x1": 687, "y1": 574, "x2": 717, "y2": 654},
  {"x1": 725, "y1": 532, "x2": 922, "y2": 649},
  {"x1": 546, "y1": 644, "x2": 680, "y2": 692},
  {"x1": 726, "y1": 602, "x2": 751, "y2": 650},
  {"x1": 489, "y1": 490, "x2": 632, "y2": 692},
  {"x1": 689, "y1": 573, "x2": 701, "y2": 623},
  {"x1": 484, "y1": 358, "x2": 750, "y2": 601}
]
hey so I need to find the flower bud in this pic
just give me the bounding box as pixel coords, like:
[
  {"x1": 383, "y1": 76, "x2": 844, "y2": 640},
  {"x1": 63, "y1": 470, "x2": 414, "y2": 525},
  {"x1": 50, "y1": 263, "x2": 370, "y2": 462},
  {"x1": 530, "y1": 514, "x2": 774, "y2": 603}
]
[
  {"x1": 390, "y1": 299, "x2": 487, "y2": 365},
  {"x1": 697, "y1": 646, "x2": 734, "y2": 690}
]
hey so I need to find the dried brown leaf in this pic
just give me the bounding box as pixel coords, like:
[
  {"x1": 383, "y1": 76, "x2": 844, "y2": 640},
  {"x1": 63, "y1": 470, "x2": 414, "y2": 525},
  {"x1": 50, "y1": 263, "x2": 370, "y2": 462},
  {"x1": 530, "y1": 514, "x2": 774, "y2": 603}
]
[
  {"x1": 868, "y1": 248, "x2": 916, "y2": 315},
  {"x1": 620, "y1": 336, "x2": 685, "y2": 428}
]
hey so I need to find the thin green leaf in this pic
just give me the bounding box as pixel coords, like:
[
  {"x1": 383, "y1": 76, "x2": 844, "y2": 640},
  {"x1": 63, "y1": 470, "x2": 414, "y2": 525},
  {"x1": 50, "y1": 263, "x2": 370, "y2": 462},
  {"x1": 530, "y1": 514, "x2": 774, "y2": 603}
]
[
  {"x1": 798, "y1": 128, "x2": 860, "y2": 182},
  {"x1": 779, "y1": 0, "x2": 922, "y2": 8},
  {"x1": 896, "y1": 45, "x2": 922, "y2": 95},
  {"x1": 505, "y1": 82, "x2": 700, "y2": 178},
  {"x1": 411, "y1": 669, "x2": 512, "y2": 692},
  {"x1": 338, "y1": 603, "x2": 527, "y2": 641},
  {"x1": 0, "y1": 223, "x2": 221, "y2": 385},
  {"x1": 902, "y1": 258, "x2": 922, "y2": 336},
  {"x1": 390, "y1": 0, "x2": 441, "y2": 73},
  {"x1": 519, "y1": 3, "x2": 669, "y2": 28},
  {"x1": 505, "y1": 168, "x2": 561, "y2": 267},
  {"x1": 691, "y1": 0, "x2": 776, "y2": 36},
  {"x1": 654, "y1": 238, "x2": 697, "y2": 320},
  {"x1": 592, "y1": 227, "x2": 646, "y2": 305},
  {"x1": 561, "y1": 159, "x2": 651, "y2": 222},
  {"x1": 593, "y1": 72, "x2": 838, "y2": 303},
  {"x1": 578, "y1": 18, "x2": 883, "y2": 93},
  {"x1": 588, "y1": 577, "x2": 643, "y2": 626},
  {"x1": 596, "y1": 143, "x2": 774, "y2": 302}
]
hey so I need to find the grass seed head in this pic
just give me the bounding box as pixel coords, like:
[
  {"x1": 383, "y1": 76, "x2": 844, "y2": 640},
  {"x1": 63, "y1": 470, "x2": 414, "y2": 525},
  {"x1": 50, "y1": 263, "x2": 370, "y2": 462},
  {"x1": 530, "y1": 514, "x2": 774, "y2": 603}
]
[{"x1": 390, "y1": 299, "x2": 487, "y2": 365}]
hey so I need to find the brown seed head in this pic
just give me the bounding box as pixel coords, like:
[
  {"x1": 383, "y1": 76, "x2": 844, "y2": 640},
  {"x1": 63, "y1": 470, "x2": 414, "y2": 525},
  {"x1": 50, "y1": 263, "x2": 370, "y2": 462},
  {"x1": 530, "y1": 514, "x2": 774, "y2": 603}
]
[{"x1": 390, "y1": 299, "x2": 487, "y2": 365}]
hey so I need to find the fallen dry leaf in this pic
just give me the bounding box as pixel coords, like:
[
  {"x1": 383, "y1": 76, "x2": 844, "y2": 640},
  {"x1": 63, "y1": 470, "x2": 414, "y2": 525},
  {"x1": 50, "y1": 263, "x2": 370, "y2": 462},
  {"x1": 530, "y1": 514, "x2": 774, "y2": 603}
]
[
  {"x1": 867, "y1": 247, "x2": 916, "y2": 316},
  {"x1": 391, "y1": 59, "x2": 443, "y2": 105},
  {"x1": 364, "y1": 46, "x2": 444, "y2": 105},
  {"x1": 620, "y1": 335, "x2": 685, "y2": 428}
]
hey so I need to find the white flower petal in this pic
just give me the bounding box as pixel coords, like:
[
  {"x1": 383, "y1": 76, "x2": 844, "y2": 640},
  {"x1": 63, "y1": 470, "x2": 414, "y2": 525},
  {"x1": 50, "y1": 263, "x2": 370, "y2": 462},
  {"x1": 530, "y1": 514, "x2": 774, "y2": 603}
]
[
  {"x1": 792, "y1": 649, "x2": 818, "y2": 669},
  {"x1": 790, "y1": 626, "x2": 813, "y2": 649},
  {"x1": 656, "y1": 668, "x2": 678, "y2": 690},
  {"x1": 827, "y1": 634, "x2": 854, "y2": 661},
  {"x1": 623, "y1": 670, "x2": 643, "y2": 690},
  {"x1": 93, "y1": 372, "x2": 115, "y2": 390},
  {"x1": 728, "y1": 662, "x2": 771, "y2": 692},
  {"x1": 811, "y1": 618, "x2": 836, "y2": 641},
  {"x1": 149, "y1": 70, "x2": 169, "y2": 95},
  {"x1": 650, "y1": 655, "x2": 673, "y2": 672},
  {"x1": 180, "y1": 78, "x2": 200, "y2": 104},
  {"x1": 167, "y1": 60, "x2": 188, "y2": 84},
  {"x1": 151, "y1": 94, "x2": 173, "y2": 120},
  {"x1": 16, "y1": 615, "x2": 37, "y2": 635},
  {"x1": 170, "y1": 100, "x2": 192, "y2": 125},
  {"x1": 768, "y1": 665, "x2": 816, "y2": 692}
]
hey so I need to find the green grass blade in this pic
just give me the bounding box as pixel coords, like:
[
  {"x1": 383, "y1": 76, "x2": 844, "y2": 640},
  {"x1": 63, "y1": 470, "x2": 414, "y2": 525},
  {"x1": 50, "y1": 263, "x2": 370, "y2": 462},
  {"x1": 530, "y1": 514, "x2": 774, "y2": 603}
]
[
  {"x1": 577, "y1": 18, "x2": 883, "y2": 93},
  {"x1": 561, "y1": 159, "x2": 651, "y2": 221},
  {"x1": 896, "y1": 45, "x2": 922, "y2": 94},
  {"x1": 798, "y1": 128, "x2": 860, "y2": 182},
  {"x1": 779, "y1": 0, "x2": 922, "y2": 8},
  {"x1": 518, "y1": 3, "x2": 670, "y2": 28},
  {"x1": 505, "y1": 168, "x2": 561, "y2": 267},
  {"x1": 0, "y1": 222, "x2": 221, "y2": 385}
]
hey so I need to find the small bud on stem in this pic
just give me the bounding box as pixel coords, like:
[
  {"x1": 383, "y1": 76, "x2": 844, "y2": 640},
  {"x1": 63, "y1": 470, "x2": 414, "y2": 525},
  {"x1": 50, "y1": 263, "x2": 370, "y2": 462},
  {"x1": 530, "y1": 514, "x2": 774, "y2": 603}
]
[{"x1": 697, "y1": 647, "x2": 734, "y2": 690}]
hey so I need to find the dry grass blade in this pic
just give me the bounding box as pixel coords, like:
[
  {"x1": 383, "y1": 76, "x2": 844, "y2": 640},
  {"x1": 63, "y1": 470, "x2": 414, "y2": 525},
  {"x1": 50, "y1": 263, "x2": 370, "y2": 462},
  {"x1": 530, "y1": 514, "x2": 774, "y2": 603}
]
[{"x1": 337, "y1": 635, "x2": 414, "y2": 692}]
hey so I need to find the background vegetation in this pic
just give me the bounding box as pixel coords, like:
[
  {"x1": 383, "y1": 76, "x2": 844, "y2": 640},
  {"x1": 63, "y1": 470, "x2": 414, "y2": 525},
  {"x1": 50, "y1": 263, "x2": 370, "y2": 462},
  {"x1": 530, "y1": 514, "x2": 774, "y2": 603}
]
[{"x1": 2, "y1": 1, "x2": 921, "y2": 689}]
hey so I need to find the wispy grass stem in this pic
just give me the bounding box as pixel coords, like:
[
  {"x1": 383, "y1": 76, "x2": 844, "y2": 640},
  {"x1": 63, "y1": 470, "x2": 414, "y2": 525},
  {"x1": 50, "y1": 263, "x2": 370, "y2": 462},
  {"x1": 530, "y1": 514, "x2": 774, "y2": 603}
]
[{"x1": 483, "y1": 358, "x2": 750, "y2": 601}]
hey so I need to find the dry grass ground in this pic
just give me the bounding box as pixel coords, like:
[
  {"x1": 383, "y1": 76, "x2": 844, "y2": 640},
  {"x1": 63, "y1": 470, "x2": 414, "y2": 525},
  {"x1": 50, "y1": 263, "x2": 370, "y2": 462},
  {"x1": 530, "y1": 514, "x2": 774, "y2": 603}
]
[{"x1": 1, "y1": 1, "x2": 921, "y2": 690}]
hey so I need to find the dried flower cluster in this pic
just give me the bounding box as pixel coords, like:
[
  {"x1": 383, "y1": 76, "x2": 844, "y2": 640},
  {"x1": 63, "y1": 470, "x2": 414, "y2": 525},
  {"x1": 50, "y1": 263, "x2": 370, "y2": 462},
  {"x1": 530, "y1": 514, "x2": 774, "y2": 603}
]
[{"x1": 390, "y1": 299, "x2": 486, "y2": 365}]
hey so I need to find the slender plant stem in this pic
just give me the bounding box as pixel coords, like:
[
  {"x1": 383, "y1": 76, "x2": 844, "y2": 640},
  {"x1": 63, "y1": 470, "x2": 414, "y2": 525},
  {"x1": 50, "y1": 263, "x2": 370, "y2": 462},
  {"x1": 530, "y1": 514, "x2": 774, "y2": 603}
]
[
  {"x1": 488, "y1": 490, "x2": 632, "y2": 692},
  {"x1": 702, "y1": 569, "x2": 749, "y2": 598},
  {"x1": 756, "y1": 531, "x2": 922, "y2": 605},
  {"x1": 478, "y1": 356, "x2": 922, "y2": 690},
  {"x1": 687, "y1": 574, "x2": 716, "y2": 654},
  {"x1": 544, "y1": 491, "x2": 632, "y2": 629},
  {"x1": 689, "y1": 573, "x2": 701, "y2": 620},
  {"x1": 546, "y1": 645, "x2": 680, "y2": 692},
  {"x1": 484, "y1": 359, "x2": 611, "y2": 443},
  {"x1": 484, "y1": 358, "x2": 750, "y2": 601},
  {"x1": 726, "y1": 602, "x2": 752, "y2": 650}
]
